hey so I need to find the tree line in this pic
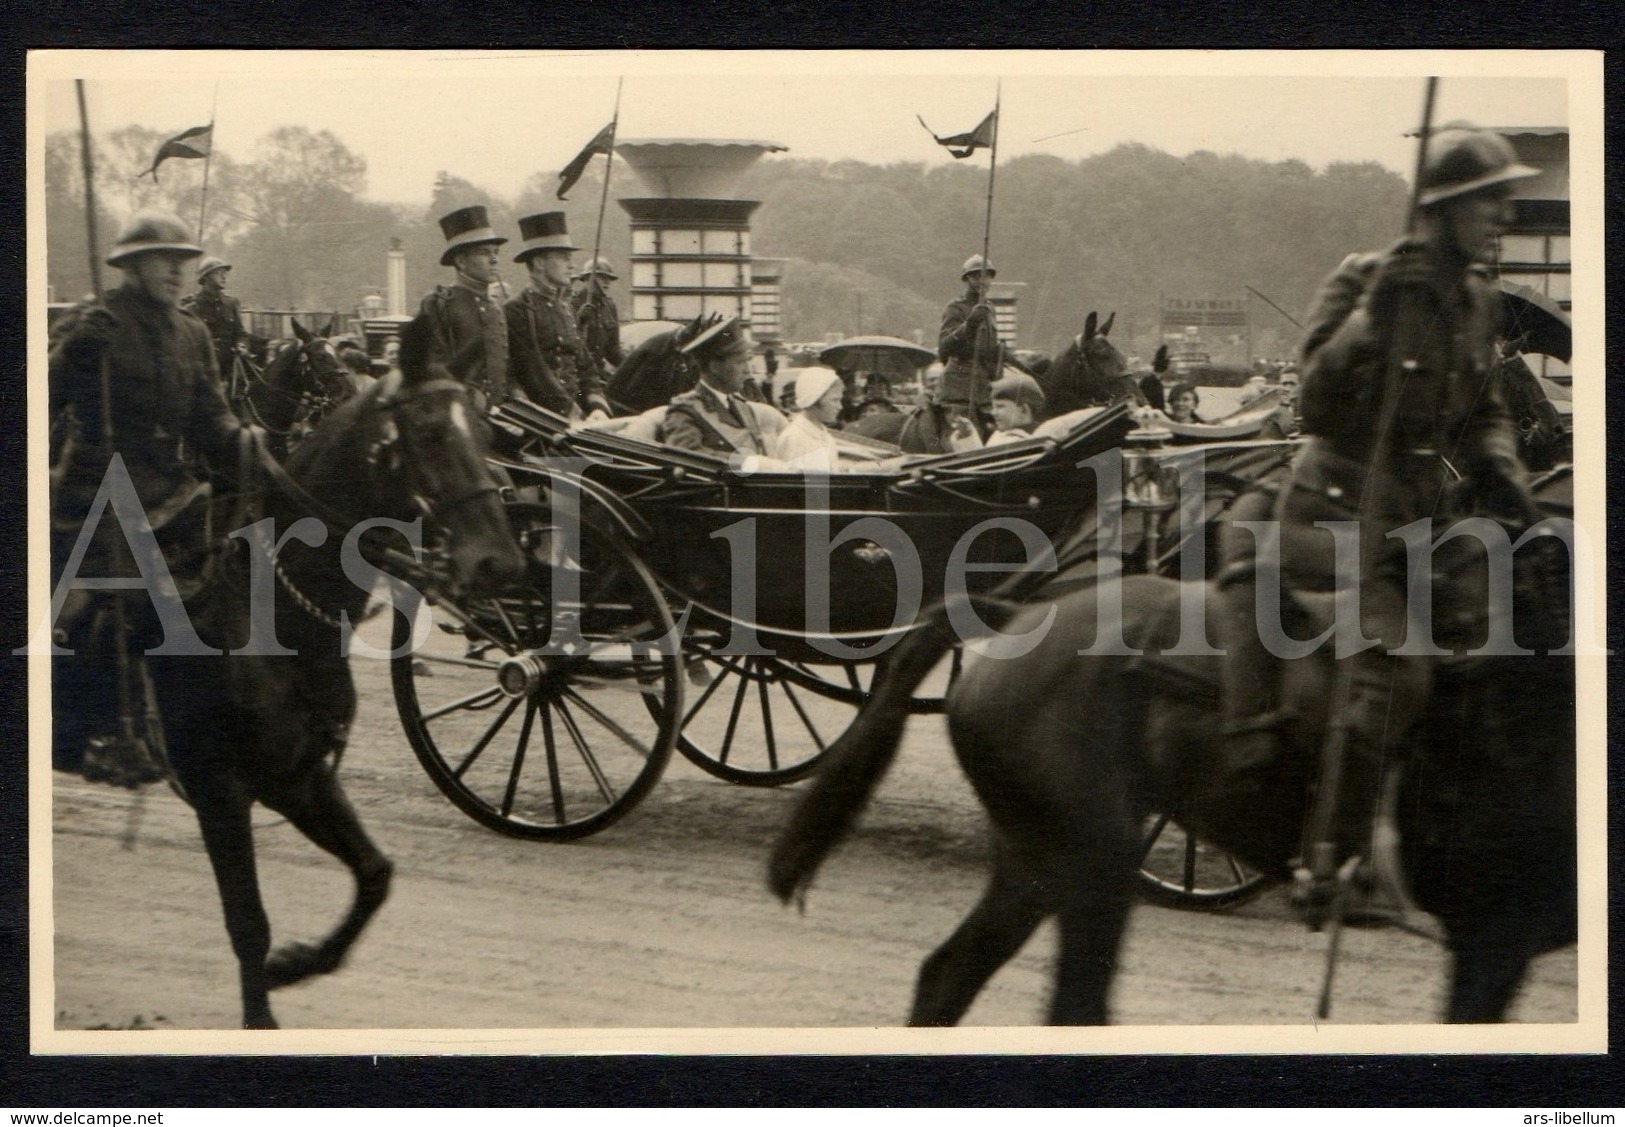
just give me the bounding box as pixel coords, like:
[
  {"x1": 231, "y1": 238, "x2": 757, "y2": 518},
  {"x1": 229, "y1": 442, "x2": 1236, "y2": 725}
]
[{"x1": 46, "y1": 125, "x2": 1409, "y2": 362}]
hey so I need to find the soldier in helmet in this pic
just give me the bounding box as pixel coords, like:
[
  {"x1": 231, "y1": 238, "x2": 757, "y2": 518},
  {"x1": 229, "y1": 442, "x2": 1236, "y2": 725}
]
[
  {"x1": 418, "y1": 205, "x2": 509, "y2": 410},
  {"x1": 49, "y1": 211, "x2": 260, "y2": 782},
  {"x1": 181, "y1": 256, "x2": 247, "y2": 391},
  {"x1": 504, "y1": 212, "x2": 609, "y2": 420},
  {"x1": 657, "y1": 315, "x2": 785, "y2": 461},
  {"x1": 570, "y1": 255, "x2": 625, "y2": 378},
  {"x1": 938, "y1": 254, "x2": 1002, "y2": 433},
  {"x1": 1205, "y1": 124, "x2": 1543, "y2": 910}
]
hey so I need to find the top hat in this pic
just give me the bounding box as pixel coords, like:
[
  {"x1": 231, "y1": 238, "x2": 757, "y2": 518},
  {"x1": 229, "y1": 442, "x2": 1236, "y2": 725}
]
[
  {"x1": 680, "y1": 314, "x2": 750, "y2": 362},
  {"x1": 513, "y1": 211, "x2": 579, "y2": 262},
  {"x1": 106, "y1": 211, "x2": 204, "y2": 267},
  {"x1": 438, "y1": 205, "x2": 507, "y2": 266}
]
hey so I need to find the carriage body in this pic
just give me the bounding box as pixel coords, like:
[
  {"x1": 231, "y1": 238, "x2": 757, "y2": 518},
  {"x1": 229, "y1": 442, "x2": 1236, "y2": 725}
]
[{"x1": 394, "y1": 393, "x2": 1303, "y2": 848}]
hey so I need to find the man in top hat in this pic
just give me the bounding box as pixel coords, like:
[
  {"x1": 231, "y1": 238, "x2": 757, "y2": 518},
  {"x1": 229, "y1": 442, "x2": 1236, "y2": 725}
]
[
  {"x1": 938, "y1": 254, "x2": 1002, "y2": 430},
  {"x1": 658, "y1": 315, "x2": 785, "y2": 460},
  {"x1": 570, "y1": 255, "x2": 625, "y2": 377},
  {"x1": 418, "y1": 204, "x2": 509, "y2": 408},
  {"x1": 181, "y1": 255, "x2": 247, "y2": 387},
  {"x1": 1205, "y1": 124, "x2": 1542, "y2": 912},
  {"x1": 504, "y1": 212, "x2": 607, "y2": 420},
  {"x1": 49, "y1": 210, "x2": 260, "y2": 782}
]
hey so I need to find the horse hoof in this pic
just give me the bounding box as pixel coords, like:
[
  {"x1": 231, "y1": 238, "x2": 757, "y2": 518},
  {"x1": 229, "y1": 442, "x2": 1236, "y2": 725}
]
[
  {"x1": 266, "y1": 939, "x2": 340, "y2": 989},
  {"x1": 244, "y1": 1012, "x2": 279, "y2": 1030}
]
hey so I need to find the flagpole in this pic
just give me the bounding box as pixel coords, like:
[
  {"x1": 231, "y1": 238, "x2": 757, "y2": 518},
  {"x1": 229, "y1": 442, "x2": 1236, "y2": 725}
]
[
  {"x1": 588, "y1": 78, "x2": 623, "y2": 297},
  {"x1": 977, "y1": 81, "x2": 1001, "y2": 301},
  {"x1": 76, "y1": 81, "x2": 103, "y2": 304},
  {"x1": 196, "y1": 82, "x2": 220, "y2": 242}
]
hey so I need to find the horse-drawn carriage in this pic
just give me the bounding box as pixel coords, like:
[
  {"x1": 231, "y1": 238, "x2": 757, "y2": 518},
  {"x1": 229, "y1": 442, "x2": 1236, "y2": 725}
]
[{"x1": 386, "y1": 390, "x2": 1302, "y2": 910}]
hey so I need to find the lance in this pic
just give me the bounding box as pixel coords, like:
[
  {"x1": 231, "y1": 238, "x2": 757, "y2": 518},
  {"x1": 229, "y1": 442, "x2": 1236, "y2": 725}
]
[
  {"x1": 199, "y1": 82, "x2": 222, "y2": 243},
  {"x1": 970, "y1": 82, "x2": 1003, "y2": 395},
  {"x1": 582, "y1": 78, "x2": 624, "y2": 372},
  {"x1": 1302, "y1": 75, "x2": 1439, "y2": 1016}
]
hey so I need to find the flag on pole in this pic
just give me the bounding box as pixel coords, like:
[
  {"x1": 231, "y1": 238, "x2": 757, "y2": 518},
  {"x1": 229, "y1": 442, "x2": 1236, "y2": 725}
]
[
  {"x1": 141, "y1": 124, "x2": 213, "y2": 182},
  {"x1": 557, "y1": 122, "x2": 616, "y2": 200},
  {"x1": 917, "y1": 110, "x2": 996, "y2": 158}
]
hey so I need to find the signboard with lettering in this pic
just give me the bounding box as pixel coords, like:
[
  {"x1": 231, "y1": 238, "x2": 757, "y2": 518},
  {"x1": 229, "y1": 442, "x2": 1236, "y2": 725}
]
[{"x1": 1161, "y1": 296, "x2": 1249, "y2": 328}]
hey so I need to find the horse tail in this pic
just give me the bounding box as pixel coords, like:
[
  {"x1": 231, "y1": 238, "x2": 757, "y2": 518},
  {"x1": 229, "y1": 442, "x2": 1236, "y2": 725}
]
[{"x1": 767, "y1": 597, "x2": 1017, "y2": 904}]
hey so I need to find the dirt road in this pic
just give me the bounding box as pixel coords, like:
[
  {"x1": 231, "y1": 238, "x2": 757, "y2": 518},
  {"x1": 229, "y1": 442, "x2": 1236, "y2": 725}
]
[{"x1": 49, "y1": 651, "x2": 1577, "y2": 1037}]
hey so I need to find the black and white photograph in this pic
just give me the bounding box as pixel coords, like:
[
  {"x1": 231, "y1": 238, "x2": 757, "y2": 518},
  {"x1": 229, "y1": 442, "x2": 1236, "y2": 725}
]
[{"x1": 25, "y1": 48, "x2": 1606, "y2": 1056}]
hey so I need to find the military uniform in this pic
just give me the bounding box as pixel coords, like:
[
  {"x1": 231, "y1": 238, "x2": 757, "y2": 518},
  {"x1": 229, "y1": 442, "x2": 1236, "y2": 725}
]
[
  {"x1": 938, "y1": 291, "x2": 1002, "y2": 407},
  {"x1": 571, "y1": 285, "x2": 625, "y2": 372},
  {"x1": 507, "y1": 282, "x2": 606, "y2": 416},
  {"x1": 181, "y1": 286, "x2": 246, "y2": 377},
  {"x1": 419, "y1": 280, "x2": 509, "y2": 407},
  {"x1": 660, "y1": 381, "x2": 777, "y2": 456}
]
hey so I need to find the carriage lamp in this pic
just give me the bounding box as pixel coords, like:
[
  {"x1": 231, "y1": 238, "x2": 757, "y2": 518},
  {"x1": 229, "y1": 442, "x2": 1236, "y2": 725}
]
[{"x1": 1121, "y1": 422, "x2": 1180, "y2": 512}]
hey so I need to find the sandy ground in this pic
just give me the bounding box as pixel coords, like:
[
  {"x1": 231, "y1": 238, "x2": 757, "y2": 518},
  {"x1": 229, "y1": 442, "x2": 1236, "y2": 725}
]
[{"x1": 48, "y1": 646, "x2": 1577, "y2": 1039}]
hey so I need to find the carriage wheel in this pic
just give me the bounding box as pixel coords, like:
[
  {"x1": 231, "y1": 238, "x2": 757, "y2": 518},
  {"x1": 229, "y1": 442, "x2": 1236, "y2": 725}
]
[
  {"x1": 392, "y1": 504, "x2": 680, "y2": 840},
  {"x1": 1135, "y1": 812, "x2": 1270, "y2": 911}
]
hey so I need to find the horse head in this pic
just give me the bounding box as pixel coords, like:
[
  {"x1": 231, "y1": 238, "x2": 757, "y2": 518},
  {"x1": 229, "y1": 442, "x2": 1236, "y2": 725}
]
[
  {"x1": 290, "y1": 312, "x2": 523, "y2": 600},
  {"x1": 1038, "y1": 310, "x2": 1134, "y2": 418},
  {"x1": 249, "y1": 319, "x2": 355, "y2": 451}
]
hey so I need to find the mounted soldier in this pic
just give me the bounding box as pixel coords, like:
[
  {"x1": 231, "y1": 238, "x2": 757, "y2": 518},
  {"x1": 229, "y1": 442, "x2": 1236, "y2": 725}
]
[
  {"x1": 657, "y1": 315, "x2": 785, "y2": 460},
  {"x1": 181, "y1": 255, "x2": 250, "y2": 403},
  {"x1": 504, "y1": 212, "x2": 609, "y2": 421},
  {"x1": 50, "y1": 211, "x2": 260, "y2": 784},
  {"x1": 937, "y1": 254, "x2": 1002, "y2": 432},
  {"x1": 418, "y1": 204, "x2": 509, "y2": 411},
  {"x1": 570, "y1": 255, "x2": 625, "y2": 382},
  {"x1": 1208, "y1": 123, "x2": 1542, "y2": 910}
]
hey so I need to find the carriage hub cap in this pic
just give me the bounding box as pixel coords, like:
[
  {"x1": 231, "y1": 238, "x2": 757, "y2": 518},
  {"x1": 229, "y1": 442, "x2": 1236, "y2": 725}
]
[{"x1": 497, "y1": 654, "x2": 547, "y2": 697}]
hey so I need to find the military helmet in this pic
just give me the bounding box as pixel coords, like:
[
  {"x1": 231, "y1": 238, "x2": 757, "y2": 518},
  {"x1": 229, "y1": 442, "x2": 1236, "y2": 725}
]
[
  {"x1": 106, "y1": 211, "x2": 204, "y2": 267},
  {"x1": 196, "y1": 256, "x2": 231, "y2": 281},
  {"x1": 961, "y1": 254, "x2": 996, "y2": 279},
  {"x1": 1416, "y1": 124, "x2": 1540, "y2": 208},
  {"x1": 574, "y1": 256, "x2": 618, "y2": 281}
]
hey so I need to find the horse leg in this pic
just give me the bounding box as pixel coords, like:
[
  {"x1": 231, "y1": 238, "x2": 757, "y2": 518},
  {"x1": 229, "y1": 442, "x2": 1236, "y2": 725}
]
[
  {"x1": 192, "y1": 788, "x2": 278, "y2": 1029},
  {"x1": 1048, "y1": 819, "x2": 1140, "y2": 1026},
  {"x1": 258, "y1": 761, "x2": 393, "y2": 990},
  {"x1": 909, "y1": 835, "x2": 1048, "y2": 1027},
  {"x1": 1446, "y1": 944, "x2": 1533, "y2": 1023}
]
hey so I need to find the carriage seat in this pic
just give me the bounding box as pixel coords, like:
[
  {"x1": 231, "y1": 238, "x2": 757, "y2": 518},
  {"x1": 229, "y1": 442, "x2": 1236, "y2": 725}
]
[{"x1": 582, "y1": 405, "x2": 670, "y2": 445}]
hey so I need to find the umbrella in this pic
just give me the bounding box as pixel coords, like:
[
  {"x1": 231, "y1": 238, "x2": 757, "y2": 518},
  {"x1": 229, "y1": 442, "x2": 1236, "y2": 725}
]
[
  {"x1": 1499, "y1": 282, "x2": 1571, "y2": 364},
  {"x1": 819, "y1": 336, "x2": 937, "y2": 383}
]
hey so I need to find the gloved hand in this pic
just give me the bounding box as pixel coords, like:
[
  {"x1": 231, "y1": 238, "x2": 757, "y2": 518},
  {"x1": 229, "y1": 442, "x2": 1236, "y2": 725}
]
[
  {"x1": 969, "y1": 302, "x2": 996, "y2": 327},
  {"x1": 1369, "y1": 244, "x2": 1442, "y2": 319},
  {"x1": 64, "y1": 307, "x2": 119, "y2": 364}
]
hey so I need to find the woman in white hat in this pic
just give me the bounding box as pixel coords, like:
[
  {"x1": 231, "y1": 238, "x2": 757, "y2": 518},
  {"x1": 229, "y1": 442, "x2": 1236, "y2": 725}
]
[{"x1": 773, "y1": 367, "x2": 847, "y2": 472}]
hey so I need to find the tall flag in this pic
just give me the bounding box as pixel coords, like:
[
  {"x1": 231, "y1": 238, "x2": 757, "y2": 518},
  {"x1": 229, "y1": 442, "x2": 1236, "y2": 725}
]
[
  {"x1": 557, "y1": 122, "x2": 616, "y2": 200},
  {"x1": 141, "y1": 124, "x2": 213, "y2": 182},
  {"x1": 917, "y1": 110, "x2": 996, "y2": 158}
]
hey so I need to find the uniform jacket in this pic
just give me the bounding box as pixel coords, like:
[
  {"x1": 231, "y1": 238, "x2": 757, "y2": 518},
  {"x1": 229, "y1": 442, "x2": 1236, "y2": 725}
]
[
  {"x1": 660, "y1": 381, "x2": 784, "y2": 457},
  {"x1": 570, "y1": 286, "x2": 626, "y2": 370},
  {"x1": 938, "y1": 290, "x2": 1001, "y2": 405},
  {"x1": 419, "y1": 280, "x2": 509, "y2": 404},
  {"x1": 506, "y1": 283, "x2": 606, "y2": 417},
  {"x1": 181, "y1": 287, "x2": 245, "y2": 369},
  {"x1": 50, "y1": 285, "x2": 241, "y2": 517}
]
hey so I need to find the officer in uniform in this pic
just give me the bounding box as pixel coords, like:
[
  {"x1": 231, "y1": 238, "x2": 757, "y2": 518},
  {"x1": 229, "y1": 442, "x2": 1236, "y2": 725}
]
[
  {"x1": 1205, "y1": 125, "x2": 1541, "y2": 899},
  {"x1": 570, "y1": 255, "x2": 626, "y2": 378},
  {"x1": 504, "y1": 212, "x2": 608, "y2": 420},
  {"x1": 181, "y1": 256, "x2": 247, "y2": 396},
  {"x1": 658, "y1": 315, "x2": 785, "y2": 460},
  {"x1": 49, "y1": 211, "x2": 259, "y2": 782},
  {"x1": 938, "y1": 255, "x2": 1002, "y2": 430},
  {"x1": 418, "y1": 205, "x2": 509, "y2": 410}
]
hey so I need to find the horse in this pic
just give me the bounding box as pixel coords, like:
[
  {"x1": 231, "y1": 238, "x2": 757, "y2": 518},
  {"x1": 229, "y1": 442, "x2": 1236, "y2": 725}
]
[
  {"x1": 1037, "y1": 311, "x2": 1140, "y2": 419},
  {"x1": 768, "y1": 467, "x2": 1576, "y2": 1025},
  {"x1": 56, "y1": 312, "x2": 525, "y2": 1028},
  {"x1": 240, "y1": 319, "x2": 355, "y2": 459},
  {"x1": 605, "y1": 313, "x2": 726, "y2": 415}
]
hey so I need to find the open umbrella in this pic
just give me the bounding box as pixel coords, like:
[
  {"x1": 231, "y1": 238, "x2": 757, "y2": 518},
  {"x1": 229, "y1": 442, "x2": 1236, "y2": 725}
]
[
  {"x1": 819, "y1": 336, "x2": 937, "y2": 383},
  {"x1": 1499, "y1": 281, "x2": 1572, "y2": 364}
]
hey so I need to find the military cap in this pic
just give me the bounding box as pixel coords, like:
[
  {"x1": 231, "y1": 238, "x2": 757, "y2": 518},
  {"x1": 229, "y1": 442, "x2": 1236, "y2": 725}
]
[
  {"x1": 680, "y1": 314, "x2": 751, "y2": 362},
  {"x1": 961, "y1": 254, "x2": 996, "y2": 279},
  {"x1": 1417, "y1": 124, "x2": 1540, "y2": 208},
  {"x1": 106, "y1": 211, "x2": 204, "y2": 267},
  {"x1": 513, "y1": 211, "x2": 579, "y2": 262},
  {"x1": 196, "y1": 256, "x2": 231, "y2": 280},
  {"x1": 574, "y1": 256, "x2": 618, "y2": 281}
]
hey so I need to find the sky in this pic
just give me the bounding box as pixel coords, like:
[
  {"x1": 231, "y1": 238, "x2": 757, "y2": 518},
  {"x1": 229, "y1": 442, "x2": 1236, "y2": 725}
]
[{"x1": 32, "y1": 50, "x2": 1583, "y2": 208}]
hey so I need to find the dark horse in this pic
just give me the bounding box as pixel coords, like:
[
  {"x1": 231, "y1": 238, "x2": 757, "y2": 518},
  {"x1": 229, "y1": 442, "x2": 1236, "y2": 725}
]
[
  {"x1": 769, "y1": 467, "x2": 1576, "y2": 1025},
  {"x1": 62, "y1": 314, "x2": 524, "y2": 1028},
  {"x1": 240, "y1": 319, "x2": 355, "y2": 459},
  {"x1": 604, "y1": 314, "x2": 726, "y2": 415}
]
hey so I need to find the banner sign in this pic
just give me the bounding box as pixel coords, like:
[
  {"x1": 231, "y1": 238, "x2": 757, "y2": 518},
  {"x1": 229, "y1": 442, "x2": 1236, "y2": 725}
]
[{"x1": 1161, "y1": 296, "x2": 1248, "y2": 328}]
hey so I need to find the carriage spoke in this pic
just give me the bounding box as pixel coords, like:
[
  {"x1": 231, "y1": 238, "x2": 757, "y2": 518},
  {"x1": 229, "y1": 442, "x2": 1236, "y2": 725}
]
[
  {"x1": 775, "y1": 677, "x2": 828, "y2": 752},
  {"x1": 553, "y1": 693, "x2": 618, "y2": 806},
  {"x1": 1181, "y1": 833, "x2": 1200, "y2": 893},
  {"x1": 499, "y1": 700, "x2": 537, "y2": 818},
  {"x1": 682, "y1": 653, "x2": 746, "y2": 726},
  {"x1": 1138, "y1": 812, "x2": 1173, "y2": 865},
  {"x1": 561, "y1": 687, "x2": 654, "y2": 761},
  {"x1": 414, "y1": 652, "x2": 505, "y2": 673},
  {"x1": 539, "y1": 700, "x2": 567, "y2": 825},
  {"x1": 451, "y1": 695, "x2": 524, "y2": 779},
  {"x1": 423, "y1": 684, "x2": 505, "y2": 722},
  {"x1": 756, "y1": 666, "x2": 780, "y2": 773},
  {"x1": 717, "y1": 659, "x2": 755, "y2": 767}
]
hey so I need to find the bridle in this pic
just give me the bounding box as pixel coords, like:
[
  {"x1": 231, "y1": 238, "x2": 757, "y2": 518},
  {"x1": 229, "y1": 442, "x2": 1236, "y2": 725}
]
[{"x1": 244, "y1": 337, "x2": 350, "y2": 436}]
